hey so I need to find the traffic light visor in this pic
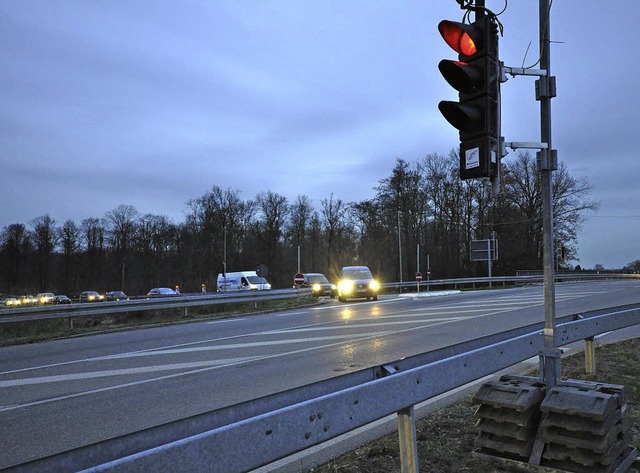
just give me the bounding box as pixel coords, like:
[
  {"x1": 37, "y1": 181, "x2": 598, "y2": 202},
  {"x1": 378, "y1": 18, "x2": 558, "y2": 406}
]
[
  {"x1": 438, "y1": 59, "x2": 483, "y2": 94},
  {"x1": 438, "y1": 20, "x2": 477, "y2": 56}
]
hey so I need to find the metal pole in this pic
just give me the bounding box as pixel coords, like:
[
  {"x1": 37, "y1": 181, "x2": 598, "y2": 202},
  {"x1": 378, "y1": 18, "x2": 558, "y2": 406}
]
[
  {"x1": 487, "y1": 239, "x2": 492, "y2": 288},
  {"x1": 223, "y1": 226, "x2": 227, "y2": 293},
  {"x1": 417, "y1": 244, "x2": 420, "y2": 293},
  {"x1": 398, "y1": 211, "x2": 403, "y2": 283},
  {"x1": 397, "y1": 407, "x2": 419, "y2": 473},
  {"x1": 584, "y1": 337, "x2": 596, "y2": 375},
  {"x1": 297, "y1": 245, "x2": 300, "y2": 274},
  {"x1": 539, "y1": 0, "x2": 559, "y2": 388}
]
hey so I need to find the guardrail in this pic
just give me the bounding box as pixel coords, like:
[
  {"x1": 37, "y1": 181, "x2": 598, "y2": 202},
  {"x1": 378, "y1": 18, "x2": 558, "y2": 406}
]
[
  {"x1": 384, "y1": 272, "x2": 640, "y2": 292},
  {"x1": 9, "y1": 302, "x2": 640, "y2": 472},
  {"x1": 0, "y1": 289, "x2": 309, "y2": 324},
  {"x1": 3, "y1": 273, "x2": 638, "y2": 325}
]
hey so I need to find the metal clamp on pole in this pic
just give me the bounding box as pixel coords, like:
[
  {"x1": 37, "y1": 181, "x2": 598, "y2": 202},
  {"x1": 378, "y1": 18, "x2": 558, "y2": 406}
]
[
  {"x1": 504, "y1": 141, "x2": 548, "y2": 150},
  {"x1": 501, "y1": 65, "x2": 547, "y2": 78},
  {"x1": 536, "y1": 148, "x2": 558, "y2": 171},
  {"x1": 538, "y1": 347, "x2": 562, "y2": 388}
]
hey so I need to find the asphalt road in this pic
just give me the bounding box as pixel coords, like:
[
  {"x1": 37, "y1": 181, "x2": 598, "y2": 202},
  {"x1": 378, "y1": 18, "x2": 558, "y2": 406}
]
[{"x1": 2, "y1": 279, "x2": 640, "y2": 469}]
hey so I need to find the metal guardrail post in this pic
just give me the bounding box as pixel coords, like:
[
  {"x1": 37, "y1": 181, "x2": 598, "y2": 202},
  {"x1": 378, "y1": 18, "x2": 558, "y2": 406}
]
[
  {"x1": 397, "y1": 406, "x2": 419, "y2": 473},
  {"x1": 584, "y1": 336, "x2": 596, "y2": 375}
]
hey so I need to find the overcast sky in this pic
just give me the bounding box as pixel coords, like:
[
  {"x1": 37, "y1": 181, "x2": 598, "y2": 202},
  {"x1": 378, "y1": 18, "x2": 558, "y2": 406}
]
[{"x1": 1, "y1": 1, "x2": 638, "y2": 270}]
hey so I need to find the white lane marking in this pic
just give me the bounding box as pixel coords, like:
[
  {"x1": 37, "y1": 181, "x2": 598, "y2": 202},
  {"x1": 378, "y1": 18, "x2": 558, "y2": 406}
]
[
  {"x1": 311, "y1": 298, "x2": 404, "y2": 310},
  {"x1": 209, "y1": 318, "x2": 247, "y2": 324},
  {"x1": 99, "y1": 334, "x2": 379, "y2": 358},
  {"x1": 408, "y1": 307, "x2": 511, "y2": 314},
  {"x1": 1, "y1": 288, "x2": 584, "y2": 378},
  {"x1": 259, "y1": 318, "x2": 466, "y2": 335},
  {"x1": 0, "y1": 357, "x2": 260, "y2": 388},
  {"x1": 273, "y1": 311, "x2": 307, "y2": 317},
  {"x1": 0, "y1": 301, "x2": 545, "y2": 412}
]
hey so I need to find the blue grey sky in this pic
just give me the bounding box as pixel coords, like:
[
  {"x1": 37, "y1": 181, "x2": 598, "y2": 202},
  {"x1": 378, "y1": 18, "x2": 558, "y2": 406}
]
[{"x1": 1, "y1": 1, "x2": 638, "y2": 269}]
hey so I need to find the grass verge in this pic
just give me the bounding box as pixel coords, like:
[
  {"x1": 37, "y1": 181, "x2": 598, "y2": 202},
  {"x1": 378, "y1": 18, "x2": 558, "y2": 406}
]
[{"x1": 311, "y1": 338, "x2": 640, "y2": 472}]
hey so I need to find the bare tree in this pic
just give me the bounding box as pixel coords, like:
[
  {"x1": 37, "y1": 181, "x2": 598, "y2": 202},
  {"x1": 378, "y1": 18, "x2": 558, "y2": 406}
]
[
  {"x1": 81, "y1": 217, "x2": 106, "y2": 289},
  {"x1": 255, "y1": 190, "x2": 289, "y2": 282},
  {"x1": 552, "y1": 161, "x2": 599, "y2": 263},
  {"x1": 286, "y1": 195, "x2": 314, "y2": 271},
  {"x1": 375, "y1": 159, "x2": 428, "y2": 280},
  {"x1": 30, "y1": 214, "x2": 58, "y2": 291},
  {"x1": 59, "y1": 219, "x2": 80, "y2": 293},
  {"x1": 186, "y1": 186, "x2": 255, "y2": 285},
  {"x1": 134, "y1": 214, "x2": 177, "y2": 291},
  {"x1": 0, "y1": 223, "x2": 32, "y2": 292},
  {"x1": 105, "y1": 205, "x2": 139, "y2": 254},
  {"x1": 501, "y1": 152, "x2": 598, "y2": 269},
  {"x1": 321, "y1": 193, "x2": 348, "y2": 274}
]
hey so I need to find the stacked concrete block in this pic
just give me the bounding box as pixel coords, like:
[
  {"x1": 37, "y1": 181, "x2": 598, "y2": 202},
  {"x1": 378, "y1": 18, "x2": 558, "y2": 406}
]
[
  {"x1": 473, "y1": 375, "x2": 546, "y2": 461},
  {"x1": 539, "y1": 381, "x2": 634, "y2": 472}
]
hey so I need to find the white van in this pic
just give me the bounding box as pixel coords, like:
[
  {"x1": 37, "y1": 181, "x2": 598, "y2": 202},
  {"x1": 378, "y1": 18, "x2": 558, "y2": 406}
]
[{"x1": 217, "y1": 271, "x2": 272, "y2": 292}]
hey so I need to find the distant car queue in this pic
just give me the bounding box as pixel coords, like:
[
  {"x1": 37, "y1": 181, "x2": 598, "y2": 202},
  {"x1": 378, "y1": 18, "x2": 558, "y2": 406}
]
[{"x1": 1, "y1": 266, "x2": 380, "y2": 307}]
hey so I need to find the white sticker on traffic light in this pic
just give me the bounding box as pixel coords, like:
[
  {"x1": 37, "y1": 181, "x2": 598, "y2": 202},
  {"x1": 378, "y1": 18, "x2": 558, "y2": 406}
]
[{"x1": 465, "y1": 147, "x2": 480, "y2": 169}]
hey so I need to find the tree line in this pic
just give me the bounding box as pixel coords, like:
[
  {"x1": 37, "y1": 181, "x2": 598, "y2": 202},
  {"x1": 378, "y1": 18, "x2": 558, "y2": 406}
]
[{"x1": 0, "y1": 151, "x2": 599, "y2": 297}]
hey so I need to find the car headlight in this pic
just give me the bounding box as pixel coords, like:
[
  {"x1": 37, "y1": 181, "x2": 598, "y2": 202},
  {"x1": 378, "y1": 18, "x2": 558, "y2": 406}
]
[
  {"x1": 369, "y1": 280, "x2": 380, "y2": 291},
  {"x1": 338, "y1": 280, "x2": 354, "y2": 294},
  {"x1": 312, "y1": 283, "x2": 321, "y2": 292}
]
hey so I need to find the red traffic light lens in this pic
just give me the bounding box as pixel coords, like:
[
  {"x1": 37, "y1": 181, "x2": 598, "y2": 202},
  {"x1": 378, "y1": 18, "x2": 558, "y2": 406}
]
[{"x1": 438, "y1": 20, "x2": 477, "y2": 56}]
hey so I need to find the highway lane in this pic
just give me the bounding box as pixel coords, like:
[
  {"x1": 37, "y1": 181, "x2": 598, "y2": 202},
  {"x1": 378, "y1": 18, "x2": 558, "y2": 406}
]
[{"x1": 2, "y1": 279, "x2": 640, "y2": 468}]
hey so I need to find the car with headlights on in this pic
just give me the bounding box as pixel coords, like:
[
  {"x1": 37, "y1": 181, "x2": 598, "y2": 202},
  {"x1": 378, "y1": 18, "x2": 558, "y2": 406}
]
[
  {"x1": 4, "y1": 297, "x2": 20, "y2": 307},
  {"x1": 300, "y1": 273, "x2": 336, "y2": 298},
  {"x1": 20, "y1": 294, "x2": 37, "y2": 305},
  {"x1": 337, "y1": 266, "x2": 380, "y2": 302},
  {"x1": 79, "y1": 291, "x2": 105, "y2": 302},
  {"x1": 36, "y1": 292, "x2": 56, "y2": 304}
]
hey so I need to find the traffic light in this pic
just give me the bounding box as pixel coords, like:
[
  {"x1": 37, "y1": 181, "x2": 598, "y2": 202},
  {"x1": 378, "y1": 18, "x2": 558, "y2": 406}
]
[{"x1": 438, "y1": 15, "x2": 499, "y2": 180}]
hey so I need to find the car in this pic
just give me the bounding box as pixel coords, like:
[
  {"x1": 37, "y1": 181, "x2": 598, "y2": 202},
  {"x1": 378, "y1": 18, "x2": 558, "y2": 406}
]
[
  {"x1": 54, "y1": 295, "x2": 72, "y2": 304},
  {"x1": 4, "y1": 297, "x2": 20, "y2": 307},
  {"x1": 299, "y1": 273, "x2": 336, "y2": 298},
  {"x1": 147, "y1": 287, "x2": 178, "y2": 297},
  {"x1": 36, "y1": 292, "x2": 56, "y2": 304},
  {"x1": 19, "y1": 294, "x2": 37, "y2": 305},
  {"x1": 105, "y1": 291, "x2": 129, "y2": 301},
  {"x1": 79, "y1": 291, "x2": 105, "y2": 302},
  {"x1": 337, "y1": 265, "x2": 380, "y2": 302}
]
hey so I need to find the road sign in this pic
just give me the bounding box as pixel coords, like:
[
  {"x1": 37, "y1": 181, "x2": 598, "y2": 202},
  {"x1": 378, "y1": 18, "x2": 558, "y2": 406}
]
[
  {"x1": 416, "y1": 272, "x2": 423, "y2": 282},
  {"x1": 470, "y1": 238, "x2": 498, "y2": 262},
  {"x1": 293, "y1": 273, "x2": 305, "y2": 286}
]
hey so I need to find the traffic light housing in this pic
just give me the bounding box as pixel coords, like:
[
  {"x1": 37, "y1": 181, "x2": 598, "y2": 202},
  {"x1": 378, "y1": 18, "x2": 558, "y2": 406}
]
[{"x1": 438, "y1": 16, "x2": 499, "y2": 180}]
